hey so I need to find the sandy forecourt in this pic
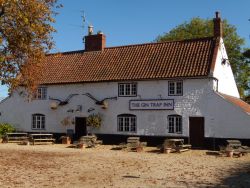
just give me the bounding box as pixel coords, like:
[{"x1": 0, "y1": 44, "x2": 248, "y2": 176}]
[{"x1": 0, "y1": 144, "x2": 250, "y2": 188}]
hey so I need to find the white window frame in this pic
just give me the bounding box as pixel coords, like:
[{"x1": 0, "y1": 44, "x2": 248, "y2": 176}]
[
  {"x1": 168, "y1": 81, "x2": 183, "y2": 96},
  {"x1": 32, "y1": 114, "x2": 45, "y2": 130},
  {"x1": 117, "y1": 114, "x2": 136, "y2": 133},
  {"x1": 168, "y1": 115, "x2": 182, "y2": 134},
  {"x1": 118, "y1": 83, "x2": 137, "y2": 97},
  {"x1": 34, "y1": 87, "x2": 47, "y2": 100}
]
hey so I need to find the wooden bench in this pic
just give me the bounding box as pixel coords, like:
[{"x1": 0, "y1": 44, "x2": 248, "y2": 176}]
[
  {"x1": 3, "y1": 133, "x2": 28, "y2": 143},
  {"x1": 29, "y1": 134, "x2": 55, "y2": 145}
]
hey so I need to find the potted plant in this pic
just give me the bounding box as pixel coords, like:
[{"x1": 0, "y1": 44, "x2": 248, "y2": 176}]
[
  {"x1": 50, "y1": 102, "x2": 58, "y2": 110},
  {"x1": 226, "y1": 145, "x2": 234, "y2": 157},
  {"x1": 164, "y1": 147, "x2": 172, "y2": 154},
  {"x1": 101, "y1": 101, "x2": 108, "y2": 109},
  {"x1": 86, "y1": 113, "x2": 102, "y2": 133},
  {"x1": 136, "y1": 143, "x2": 143, "y2": 152},
  {"x1": 60, "y1": 117, "x2": 73, "y2": 144},
  {"x1": 60, "y1": 135, "x2": 71, "y2": 145}
]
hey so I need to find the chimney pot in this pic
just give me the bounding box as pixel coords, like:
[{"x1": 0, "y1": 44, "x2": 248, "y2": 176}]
[
  {"x1": 215, "y1": 11, "x2": 220, "y2": 18},
  {"x1": 88, "y1": 25, "x2": 94, "y2": 35},
  {"x1": 213, "y1": 11, "x2": 223, "y2": 38}
]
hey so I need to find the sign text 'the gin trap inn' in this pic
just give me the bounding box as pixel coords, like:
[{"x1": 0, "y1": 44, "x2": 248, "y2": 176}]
[{"x1": 129, "y1": 99, "x2": 174, "y2": 110}]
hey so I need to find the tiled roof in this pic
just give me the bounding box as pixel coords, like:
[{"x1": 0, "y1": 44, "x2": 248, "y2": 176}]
[
  {"x1": 218, "y1": 93, "x2": 250, "y2": 114},
  {"x1": 39, "y1": 37, "x2": 217, "y2": 84}
]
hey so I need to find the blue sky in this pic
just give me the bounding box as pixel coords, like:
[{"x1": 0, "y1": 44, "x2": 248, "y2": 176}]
[{"x1": 0, "y1": 0, "x2": 250, "y2": 99}]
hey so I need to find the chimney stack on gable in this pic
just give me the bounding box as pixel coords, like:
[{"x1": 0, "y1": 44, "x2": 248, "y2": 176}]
[
  {"x1": 85, "y1": 25, "x2": 106, "y2": 51},
  {"x1": 213, "y1": 11, "x2": 223, "y2": 38}
]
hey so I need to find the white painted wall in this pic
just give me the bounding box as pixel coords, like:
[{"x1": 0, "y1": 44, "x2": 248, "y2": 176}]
[
  {"x1": 0, "y1": 78, "x2": 249, "y2": 138},
  {"x1": 213, "y1": 38, "x2": 240, "y2": 98},
  {"x1": 205, "y1": 92, "x2": 250, "y2": 138}
]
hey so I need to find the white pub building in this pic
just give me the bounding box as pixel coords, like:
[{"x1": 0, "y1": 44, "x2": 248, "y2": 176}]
[{"x1": 0, "y1": 12, "x2": 249, "y2": 147}]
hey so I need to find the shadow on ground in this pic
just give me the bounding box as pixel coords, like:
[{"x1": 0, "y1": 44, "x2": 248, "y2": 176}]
[{"x1": 218, "y1": 162, "x2": 250, "y2": 188}]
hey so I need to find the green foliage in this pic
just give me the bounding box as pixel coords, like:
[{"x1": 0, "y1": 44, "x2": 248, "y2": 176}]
[
  {"x1": 238, "y1": 49, "x2": 250, "y2": 98},
  {"x1": 86, "y1": 113, "x2": 102, "y2": 128},
  {"x1": 156, "y1": 17, "x2": 249, "y2": 98},
  {"x1": 0, "y1": 123, "x2": 15, "y2": 136}
]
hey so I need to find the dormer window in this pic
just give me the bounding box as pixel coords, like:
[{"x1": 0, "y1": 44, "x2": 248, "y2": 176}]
[
  {"x1": 118, "y1": 83, "x2": 137, "y2": 97},
  {"x1": 168, "y1": 81, "x2": 183, "y2": 96},
  {"x1": 34, "y1": 87, "x2": 47, "y2": 100}
]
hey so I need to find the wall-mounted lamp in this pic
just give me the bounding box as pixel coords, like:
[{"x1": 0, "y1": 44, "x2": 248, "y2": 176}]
[
  {"x1": 67, "y1": 109, "x2": 74, "y2": 113},
  {"x1": 221, "y1": 58, "x2": 229, "y2": 65},
  {"x1": 87, "y1": 108, "x2": 95, "y2": 113},
  {"x1": 76, "y1": 105, "x2": 82, "y2": 112}
]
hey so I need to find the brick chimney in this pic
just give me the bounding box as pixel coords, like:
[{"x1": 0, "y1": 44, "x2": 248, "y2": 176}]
[
  {"x1": 213, "y1": 11, "x2": 223, "y2": 38},
  {"x1": 85, "y1": 25, "x2": 106, "y2": 51}
]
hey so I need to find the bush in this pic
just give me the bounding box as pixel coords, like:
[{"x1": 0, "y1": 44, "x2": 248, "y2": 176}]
[
  {"x1": 0, "y1": 123, "x2": 15, "y2": 136},
  {"x1": 86, "y1": 113, "x2": 102, "y2": 128}
]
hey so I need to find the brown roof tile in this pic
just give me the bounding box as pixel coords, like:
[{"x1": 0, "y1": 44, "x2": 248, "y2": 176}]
[
  {"x1": 39, "y1": 37, "x2": 217, "y2": 84},
  {"x1": 218, "y1": 93, "x2": 250, "y2": 114}
]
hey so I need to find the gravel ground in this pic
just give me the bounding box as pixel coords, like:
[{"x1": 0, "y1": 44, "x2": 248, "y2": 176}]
[{"x1": 0, "y1": 143, "x2": 250, "y2": 188}]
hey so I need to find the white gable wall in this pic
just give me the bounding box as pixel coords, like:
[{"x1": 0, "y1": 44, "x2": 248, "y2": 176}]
[
  {"x1": 205, "y1": 92, "x2": 250, "y2": 138},
  {"x1": 213, "y1": 38, "x2": 240, "y2": 98}
]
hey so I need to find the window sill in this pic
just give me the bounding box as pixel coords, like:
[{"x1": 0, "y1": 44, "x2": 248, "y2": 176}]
[
  {"x1": 118, "y1": 95, "x2": 137, "y2": 97},
  {"x1": 117, "y1": 131, "x2": 137, "y2": 133},
  {"x1": 168, "y1": 132, "x2": 182, "y2": 134}
]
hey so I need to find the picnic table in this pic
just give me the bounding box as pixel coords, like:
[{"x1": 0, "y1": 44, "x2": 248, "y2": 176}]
[
  {"x1": 161, "y1": 139, "x2": 191, "y2": 153},
  {"x1": 77, "y1": 135, "x2": 103, "y2": 148},
  {"x1": 29, "y1": 133, "x2": 55, "y2": 145},
  {"x1": 127, "y1": 137, "x2": 147, "y2": 151},
  {"x1": 115, "y1": 137, "x2": 147, "y2": 152},
  {"x1": 3, "y1": 133, "x2": 28, "y2": 143},
  {"x1": 220, "y1": 140, "x2": 250, "y2": 157}
]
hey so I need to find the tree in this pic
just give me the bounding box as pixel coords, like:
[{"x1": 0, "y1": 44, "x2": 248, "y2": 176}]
[
  {"x1": 156, "y1": 17, "x2": 249, "y2": 97},
  {"x1": 241, "y1": 49, "x2": 250, "y2": 103},
  {"x1": 0, "y1": 0, "x2": 60, "y2": 93}
]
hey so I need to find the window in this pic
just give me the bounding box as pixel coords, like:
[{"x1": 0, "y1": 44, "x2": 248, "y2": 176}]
[
  {"x1": 117, "y1": 114, "x2": 136, "y2": 132},
  {"x1": 32, "y1": 114, "x2": 45, "y2": 129},
  {"x1": 168, "y1": 115, "x2": 182, "y2": 134},
  {"x1": 168, "y1": 81, "x2": 183, "y2": 96},
  {"x1": 118, "y1": 83, "x2": 137, "y2": 97},
  {"x1": 34, "y1": 87, "x2": 47, "y2": 100}
]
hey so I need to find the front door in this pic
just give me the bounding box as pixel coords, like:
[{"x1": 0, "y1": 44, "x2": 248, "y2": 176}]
[
  {"x1": 189, "y1": 117, "x2": 205, "y2": 148},
  {"x1": 75, "y1": 117, "x2": 87, "y2": 140}
]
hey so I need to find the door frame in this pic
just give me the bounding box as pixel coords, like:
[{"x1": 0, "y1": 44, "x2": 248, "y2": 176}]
[
  {"x1": 75, "y1": 116, "x2": 87, "y2": 140},
  {"x1": 189, "y1": 116, "x2": 205, "y2": 148}
]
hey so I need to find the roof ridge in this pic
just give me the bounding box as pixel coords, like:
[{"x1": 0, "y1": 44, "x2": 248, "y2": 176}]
[
  {"x1": 46, "y1": 50, "x2": 84, "y2": 56},
  {"x1": 105, "y1": 37, "x2": 215, "y2": 49},
  {"x1": 46, "y1": 36, "x2": 215, "y2": 56}
]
